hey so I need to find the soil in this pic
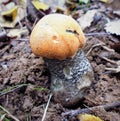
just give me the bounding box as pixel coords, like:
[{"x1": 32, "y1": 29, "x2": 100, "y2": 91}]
[{"x1": 0, "y1": 1, "x2": 120, "y2": 121}]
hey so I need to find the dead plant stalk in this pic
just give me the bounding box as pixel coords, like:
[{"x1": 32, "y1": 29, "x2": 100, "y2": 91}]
[
  {"x1": 62, "y1": 101, "x2": 120, "y2": 117},
  {"x1": 41, "y1": 93, "x2": 52, "y2": 121},
  {"x1": 0, "y1": 105, "x2": 20, "y2": 121}
]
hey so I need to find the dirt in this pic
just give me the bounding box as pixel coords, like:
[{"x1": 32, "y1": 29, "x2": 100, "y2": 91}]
[{"x1": 0, "y1": 0, "x2": 120, "y2": 121}]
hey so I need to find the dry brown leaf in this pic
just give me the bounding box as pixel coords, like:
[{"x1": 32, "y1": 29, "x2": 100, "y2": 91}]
[
  {"x1": 7, "y1": 28, "x2": 28, "y2": 38},
  {"x1": 105, "y1": 20, "x2": 120, "y2": 35},
  {"x1": 113, "y1": 10, "x2": 120, "y2": 17},
  {"x1": 41, "y1": 0, "x2": 65, "y2": 8},
  {"x1": 1, "y1": 6, "x2": 18, "y2": 21},
  {"x1": 0, "y1": 18, "x2": 17, "y2": 28},
  {"x1": 77, "y1": 10, "x2": 98, "y2": 30},
  {"x1": 0, "y1": 6, "x2": 26, "y2": 28}
]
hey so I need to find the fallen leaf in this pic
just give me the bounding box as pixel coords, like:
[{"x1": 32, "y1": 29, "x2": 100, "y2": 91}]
[
  {"x1": 99, "y1": 0, "x2": 113, "y2": 3},
  {"x1": 77, "y1": 10, "x2": 98, "y2": 30},
  {"x1": 4, "y1": 2, "x2": 16, "y2": 11},
  {"x1": 0, "y1": 18, "x2": 16, "y2": 28},
  {"x1": 113, "y1": 10, "x2": 120, "y2": 17},
  {"x1": 19, "y1": 0, "x2": 27, "y2": 8},
  {"x1": 105, "y1": 20, "x2": 120, "y2": 35},
  {"x1": 32, "y1": 1, "x2": 49, "y2": 11},
  {"x1": 27, "y1": 0, "x2": 50, "y2": 22},
  {"x1": 41, "y1": 0, "x2": 66, "y2": 13},
  {"x1": 1, "y1": 6, "x2": 18, "y2": 21},
  {"x1": 99, "y1": 0, "x2": 109, "y2": 3},
  {"x1": 16, "y1": 7, "x2": 26, "y2": 22},
  {"x1": 7, "y1": 28, "x2": 28, "y2": 38},
  {"x1": 77, "y1": 114, "x2": 104, "y2": 121},
  {"x1": 41, "y1": 0, "x2": 65, "y2": 8},
  {"x1": 0, "y1": 6, "x2": 26, "y2": 28},
  {"x1": 0, "y1": 2, "x2": 18, "y2": 28}
]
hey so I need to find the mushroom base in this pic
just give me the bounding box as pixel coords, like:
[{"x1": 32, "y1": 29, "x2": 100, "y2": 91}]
[{"x1": 44, "y1": 50, "x2": 94, "y2": 107}]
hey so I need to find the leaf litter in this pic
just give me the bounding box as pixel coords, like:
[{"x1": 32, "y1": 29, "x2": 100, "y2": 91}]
[
  {"x1": 105, "y1": 20, "x2": 120, "y2": 35},
  {"x1": 77, "y1": 9, "x2": 98, "y2": 30}
]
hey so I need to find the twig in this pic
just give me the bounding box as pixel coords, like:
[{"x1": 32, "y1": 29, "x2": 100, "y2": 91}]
[
  {"x1": 18, "y1": 19, "x2": 23, "y2": 29},
  {"x1": 32, "y1": 18, "x2": 38, "y2": 30},
  {"x1": 100, "y1": 56, "x2": 120, "y2": 65},
  {"x1": 105, "y1": 66, "x2": 120, "y2": 73},
  {"x1": 86, "y1": 43, "x2": 104, "y2": 56},
  {"x1": 0, "y1": 45, "x2": 11, "y2": 55},
  {"x1": 62, "y1": 101, "x2": 120, "y2": 117},
  {"x1": 0, "y1": 105, "x2": 20, "y2": 121},
  {"x1": 41, "y1": 93, "x2": 53, "y2": 121},
  {"x1": 100, "y1": 56, "x2": 120, "y2": 73},
  {"x1": 12, "y1": 38, "x2": 29, "y2": 41},
  {"x1": 102, "y1": 46, "x2": 114, "y2": 52},
  {"x1": 85, "y1": 32, "x2": 111, "y2": 36},
  {"x1": 0, "y1": 54, "x2": 14, "y2": 62},
  {"x1": 86, "y1": 40, "x2": 114, "y2": 56}
]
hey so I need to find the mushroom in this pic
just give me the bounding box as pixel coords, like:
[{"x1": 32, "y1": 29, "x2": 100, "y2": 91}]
[{"x1": 30, "y1": 14, "x2": 94, "y2": 107}]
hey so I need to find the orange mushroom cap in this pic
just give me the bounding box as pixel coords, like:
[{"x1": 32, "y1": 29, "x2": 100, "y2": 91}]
[{"x1": 30, "y1": 14, "x2": 86, "y2": 60}]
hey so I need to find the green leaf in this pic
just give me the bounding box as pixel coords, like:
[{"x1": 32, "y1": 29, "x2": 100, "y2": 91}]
[
  {"x1": 79, "y1": 0, "x2": 90, "y2": 4},
  {"x1": 34, "y1": 87, "x2": 49, "y2": 91}
]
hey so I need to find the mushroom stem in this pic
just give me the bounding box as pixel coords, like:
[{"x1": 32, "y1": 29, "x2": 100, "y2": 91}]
[{"x1": 44, "y1": 49, "x2": 94, "y2": 107}]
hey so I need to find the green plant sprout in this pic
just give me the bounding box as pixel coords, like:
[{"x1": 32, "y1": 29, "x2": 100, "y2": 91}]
[
  {"x1": 0, "y1": 84, "x2": 49, "y2": 96},
  {"x1": 0, "y1": 113, "x2": 10, "y2": 121}
]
